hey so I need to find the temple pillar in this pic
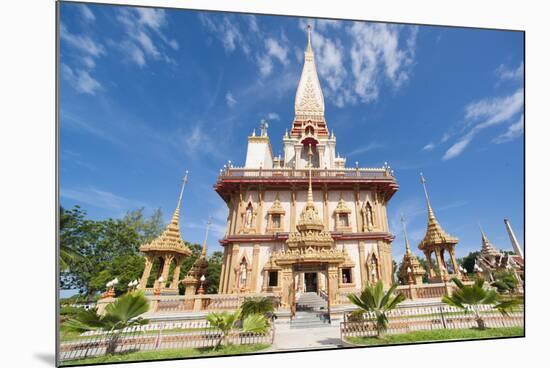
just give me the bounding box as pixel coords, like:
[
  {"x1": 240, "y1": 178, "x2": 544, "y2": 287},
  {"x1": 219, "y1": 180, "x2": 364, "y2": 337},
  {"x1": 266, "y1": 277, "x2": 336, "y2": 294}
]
[
  {"x1": 256, "y1": 189, "x2": 264, "y2": 234},
  {"x1": 433, "y1": 247, "x2": 446, "y2": 279},
  {"x1": 169, "y1": 257, "x2": 182, "y2": 288},
  {"x1": 262, "y1": 269, "x2": 269, "y2": 291},
  {"x1": 228, "y1": 244, "x2": 240, "y2": 293},
  {"x1": 358, "y1": 241, "x2": 367, "y2": 286},
  {"x1": 354, "y1": 186, "x2": 362, "y2": 232},
  {"x1": 160, "y1": 255, "x2": 174, "y2": 287},
  {"x1": 327, "y1": 265, "x2": 339, "y2": 305},
  {"x1": 280, "y1": 266, "x2": 293, "y2": 308},
  {"x1": 424, "y1": 251, "x2": 434, "y2": 278},
  {"x1": 449, "y1": 247, "x2": 459, "y2": 274},
  {"x1": 219, "y1": 246, "x2": 228, "y2": 293},
  {"x1": 139, "y1": 255, "x2": 153, "y2": 289},
  {"x1": 251, "y1": 244, "x2": 261, "y2": 292}
]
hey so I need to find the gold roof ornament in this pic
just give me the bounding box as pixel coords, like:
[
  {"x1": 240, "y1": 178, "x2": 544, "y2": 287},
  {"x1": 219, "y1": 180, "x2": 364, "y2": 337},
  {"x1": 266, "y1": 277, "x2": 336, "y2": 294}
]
[
  {"x1": 479, "y1": 224, "x2": 502, "y2": 258},
  {"x1": 398, "y1": 215, "x2": 426, "y2": 280},
  {"x1": 139, "y1": 172, "x2": 192, "y2": 256},
  {"x1": 334, "y1": 193, "x2": 352, "y2": 214},
  {"x1": 183, "y1": 217, "x2": 211, "y2": 284},
  {"x1": 287, "y1": 149, "x2": 334, "y2": 248},
  {"x1": 267, "y1": 193, "x2": 286, "y2": 215},
  {"x1": 418, "y1": 173, "x2": 459, "y2": 251}
]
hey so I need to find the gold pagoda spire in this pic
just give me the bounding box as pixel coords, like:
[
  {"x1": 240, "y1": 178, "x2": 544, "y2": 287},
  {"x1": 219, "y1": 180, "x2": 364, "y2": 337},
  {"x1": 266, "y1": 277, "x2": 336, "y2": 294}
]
[
  {"x1": 401, "y1": 214, "x2": 411, "y2": 254},
  {"x1": 171, "y1": 170, "x2": 189, "y2": 225},
  {"x1": 420, "y1": 172, "x2": 436, "y2": 221},
  {"x1": 201, "y1": 217, "x2": 212, "y2": 258}
]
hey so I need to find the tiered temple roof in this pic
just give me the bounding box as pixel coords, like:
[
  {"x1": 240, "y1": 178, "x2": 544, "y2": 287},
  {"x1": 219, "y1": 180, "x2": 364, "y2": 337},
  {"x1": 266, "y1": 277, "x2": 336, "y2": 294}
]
[{"x1": 417, "y1": 174, "x2": 459, "y2": 251}]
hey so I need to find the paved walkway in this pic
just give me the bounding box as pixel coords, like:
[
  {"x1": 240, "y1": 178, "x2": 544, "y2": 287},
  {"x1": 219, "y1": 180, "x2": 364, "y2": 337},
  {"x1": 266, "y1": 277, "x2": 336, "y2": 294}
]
[{"x1": 265, "y1": 323, "x2": 343, "y2": 352}]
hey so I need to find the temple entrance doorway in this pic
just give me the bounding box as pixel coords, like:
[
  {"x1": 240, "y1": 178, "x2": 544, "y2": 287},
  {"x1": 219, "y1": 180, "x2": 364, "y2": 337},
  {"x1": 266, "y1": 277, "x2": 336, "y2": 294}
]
[{"x1": 304, "y1": 272, "x2": 318, "y2": 292}]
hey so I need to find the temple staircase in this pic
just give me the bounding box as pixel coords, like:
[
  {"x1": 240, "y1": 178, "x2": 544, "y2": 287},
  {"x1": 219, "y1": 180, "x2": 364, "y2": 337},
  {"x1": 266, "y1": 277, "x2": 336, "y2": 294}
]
[
  {"x1": 296, "y1": 292, "x2": 328, "y2": 312},
  {"x1": 290, "y1": 292, "x2": 330, "y2": 329}
]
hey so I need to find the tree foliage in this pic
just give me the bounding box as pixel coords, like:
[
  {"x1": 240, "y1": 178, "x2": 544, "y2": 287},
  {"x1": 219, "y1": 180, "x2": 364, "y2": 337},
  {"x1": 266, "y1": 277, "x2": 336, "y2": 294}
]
[
  {"x1": 240, "y1": 297, "x2": 275, "y2": 319},
  {"x1": 442, "y1": 277, "x2": 520, "y2": 330},
  {"x1": 347, "y1": 280, "x2": 406, "y2": 337}
]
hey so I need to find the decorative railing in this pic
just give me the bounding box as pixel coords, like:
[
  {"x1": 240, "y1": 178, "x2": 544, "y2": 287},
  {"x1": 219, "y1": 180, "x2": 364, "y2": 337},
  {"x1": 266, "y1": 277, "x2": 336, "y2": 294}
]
[
  {"x1": 217, "y1": 167, "x2": 395, "y2": 181},
  {"x1": 60, "y1": 321, "x2": 275, "y2": 362},
  {"x1": 341, "y1": 304, "x2": 523, "y2": 340},
  {"x1": 153, "y1": 293, "x2": 281, "y2": 314}
]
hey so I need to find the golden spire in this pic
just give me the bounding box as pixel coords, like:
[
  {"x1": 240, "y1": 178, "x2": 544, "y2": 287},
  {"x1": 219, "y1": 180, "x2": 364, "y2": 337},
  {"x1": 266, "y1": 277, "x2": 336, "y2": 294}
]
[
  {"x1": 171, "y1": 170, "x2": 189, "y2": 224},
  {"x1": 420, "y1": 172, "x2": 436, "y2": 220},
  {"x1": 201, "y1": 217, "x2": 212, "y2": 258},
  {"x1": 401, "y1": 214, "x2": 411, "y2": 254}
]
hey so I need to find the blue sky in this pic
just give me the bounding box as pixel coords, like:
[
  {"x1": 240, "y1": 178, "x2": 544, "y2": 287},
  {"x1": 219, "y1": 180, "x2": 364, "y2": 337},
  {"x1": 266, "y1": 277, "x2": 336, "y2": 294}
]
[{"x1": 59, "y1": 3, "x2": 524, "y2": 263}]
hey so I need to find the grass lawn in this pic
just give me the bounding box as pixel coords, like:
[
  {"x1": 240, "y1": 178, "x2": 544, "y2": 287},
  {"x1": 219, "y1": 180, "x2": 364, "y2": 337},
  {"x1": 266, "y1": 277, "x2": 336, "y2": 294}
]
[
  {"x1": 60, "y1": 344, "x2": 270, "y2": 366},
  {"x1": 347, "y1": 327, "x2": 524, "y2": 346}
]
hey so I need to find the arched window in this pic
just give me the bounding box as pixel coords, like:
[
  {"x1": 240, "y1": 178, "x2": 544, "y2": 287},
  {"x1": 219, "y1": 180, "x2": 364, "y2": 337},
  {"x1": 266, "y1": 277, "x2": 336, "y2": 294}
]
[{"x1": 305, "y1": 125, "x2": 315, "y2": 136}]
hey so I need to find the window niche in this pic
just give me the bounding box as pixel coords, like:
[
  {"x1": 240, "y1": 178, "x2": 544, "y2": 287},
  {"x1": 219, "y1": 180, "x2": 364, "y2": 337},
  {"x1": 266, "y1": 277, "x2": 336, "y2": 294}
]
[
  {"x1": 266, "y1": 193, "x2": 285, "y2": 234},
  {"x1": 334, "y1": 193, "x2": 352, "y2": 232}
]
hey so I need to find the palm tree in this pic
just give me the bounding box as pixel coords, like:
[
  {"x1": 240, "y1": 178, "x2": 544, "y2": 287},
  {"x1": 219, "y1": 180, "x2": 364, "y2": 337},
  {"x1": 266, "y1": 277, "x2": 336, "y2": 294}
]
[
  {"x1": 62, "y1": 291, "x2": 150, "y2": 354},
  {"x1": 242, "y1": 313, "x2": 269, "y2": 333},
  {"x1": 206, "y1": 310, "x2": 241, "y2": 350},
  {"x1": 442, "y1": 277, "x2": 519, "y2": 330},
  {"x1": 240, "y1": 297, "x2": 275, "y2": 319},
  {"x1": 347, "y1": 280, "x2": 406, "y2": 338}
]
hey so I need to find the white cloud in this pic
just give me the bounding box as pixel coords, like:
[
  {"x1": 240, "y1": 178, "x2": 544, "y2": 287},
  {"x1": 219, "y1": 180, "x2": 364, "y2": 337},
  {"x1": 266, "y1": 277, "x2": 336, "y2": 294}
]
[
  {"x1": 346, "y1": 143, "x2": 384, "y2": 157},
  {"x1": 199, "y1": 14, "x2": 251, "y2": 55},
  {"x1": 496, "y1": 62, "x2": 524, "y2": 82},
  {"x1": 348, "y1": 23, "x2": 417, "y2": 103},
  {"x1": 116, "y1": 8, "x2": 178, "y2": 67},
  {"x1": 257, "y1": 53, "x2": 273, "y2": 76},
  {"x1": 225, "y1": 92, "x2": 237, "y2": 107},
  {"x1": 422, "y1": 142, "x2": 435, "y2": 151},
  {"x1": 265, "y1": 38, "x2": 289, "y2": 65},
  {"x1": 61, "y1": 187, "x2": 147, "y2": 211},
  {"x1": 493, "y1": 114, "x2": 524, "y2": 144},
  {"x1": 267, "y1": 112, "x2": 280, "y2": 121},
  {"x1": 61, "y1": 23, "x2": 105, "y2": 58},
  {"x1": 61, "y1": 63, "x2": 102, "y2": 95},
  {"x1": 443, "y1": 88, "x2": 524, "y2": 160},
  {"x1": 79, "y1": 4, "x2": 96, "y2": 22}
]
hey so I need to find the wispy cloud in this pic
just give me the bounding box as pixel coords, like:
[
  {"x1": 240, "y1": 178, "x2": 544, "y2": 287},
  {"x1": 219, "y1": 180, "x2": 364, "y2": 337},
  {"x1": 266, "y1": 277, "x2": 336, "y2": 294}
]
[
  {"x1": 496, "y1": 62, "x2": 524, "y2": 83},
  {"x1": 493, "y1": 114, "x2": 524, "y2": 144},
  {"x1": 115, "y1": 7, "x2": 179, "y2": 67},
  {"x1": 422, "y1": 142, "x2": 435, "y2": 151},
  {"x1": 62, "y1": 63, "x2": 102, "y2": 95},
  {"x1": 346, "y1": 143, "x2": 384, "y2": 157},
  {"x1": 61, "y1": 109, "x2": 120, "y2": 145},
  {"x1": 199, "y1": 13, "x2": 252, "y2": 55},
  {"x1": 61, "y1": 187, "x2": 148, "y2": 211},
  {"x1": 443, "y1": 88, "x2": 524, "y2": 160},
  {"x1": 79, "y1": 4, "x2": 96, "y2": 23},
  {"x1": 267, "y1": 112, "x2": 280, "y2": 121},
  {"x1": 225, "y1": 92, "x2": 237, "y2": 107}
]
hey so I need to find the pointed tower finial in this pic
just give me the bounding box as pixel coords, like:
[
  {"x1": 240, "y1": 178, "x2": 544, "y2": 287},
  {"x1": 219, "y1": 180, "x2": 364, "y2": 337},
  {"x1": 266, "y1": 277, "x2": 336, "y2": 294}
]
[
  {"x1": 401, "y1": 214, "x2": 411, "y2": 254},
  {"x1": 306, "y1": 24, "x2": 312, "y2": 53},
  {"x1": 201, "y1": 217, "x2": 212, "y2": 257},
  {"x1": 420, "y1": 172, "x2": 435, "y2": 219},
  {"x1": 172, "y1": 170, "x2": 189, "y2": 224}
]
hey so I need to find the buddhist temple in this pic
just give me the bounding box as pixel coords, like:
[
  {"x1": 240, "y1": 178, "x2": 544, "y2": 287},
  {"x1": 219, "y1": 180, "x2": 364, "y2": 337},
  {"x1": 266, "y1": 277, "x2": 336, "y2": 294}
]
[
  {"x1": 417, "y1": 173, "x2": 460, "y2": 282},
  {"x1": 214, "y1": 26, "x2": 398, "y2": 310}
]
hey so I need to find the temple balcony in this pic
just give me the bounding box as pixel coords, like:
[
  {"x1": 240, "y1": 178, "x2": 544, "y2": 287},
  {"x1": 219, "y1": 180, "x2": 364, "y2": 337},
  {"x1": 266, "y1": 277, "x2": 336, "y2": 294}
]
[{"x1": 214, "y1": 167, "x2": 399, "y2": 202}]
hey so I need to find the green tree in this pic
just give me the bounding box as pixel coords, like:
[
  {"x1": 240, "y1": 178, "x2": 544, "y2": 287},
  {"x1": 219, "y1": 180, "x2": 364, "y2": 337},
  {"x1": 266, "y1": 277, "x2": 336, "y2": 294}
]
[
  {"x1": 347, "y1": 280, "x2": 406, "y2": 338},
  {"x1": 442, "y1": 277, "x2": 520, "y2": 330},
  {"x1": 89, "y1": 254, "x2": 145, "y2": 296},
  {"x1": 60, "y1": 206, "x2": 163, "y2": 298},
  {"x1": 122, "y1": 207, "x2": 164, "y2": 244},
  {"x1": 205, "y1": 251, "x2": 223, "y2": 294},
  {"x1": 458, "y1": 251, "x2": 480, "y2": 274},
  {"x1": 62, "y1": 291, "x2": 149, "y2": 354},
  {"x1": 240, "y1": 297, "x2": 275, "y2": 319},
  {"x1": 242, "y1": 314, "x2": 269, "y2": 333},
  {"x1": 491, "y1": 271, "x2": 519, "y2": 294},
  {"x1": 206, "y1": 310, "x2": 241, "y2": 350}
]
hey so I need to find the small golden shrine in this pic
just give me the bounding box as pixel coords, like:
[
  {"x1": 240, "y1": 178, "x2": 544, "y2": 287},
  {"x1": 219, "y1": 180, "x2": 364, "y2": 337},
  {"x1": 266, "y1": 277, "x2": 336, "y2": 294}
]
[{"x1": 398, "y1": 215, "x2": 425, "y2": 284}]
